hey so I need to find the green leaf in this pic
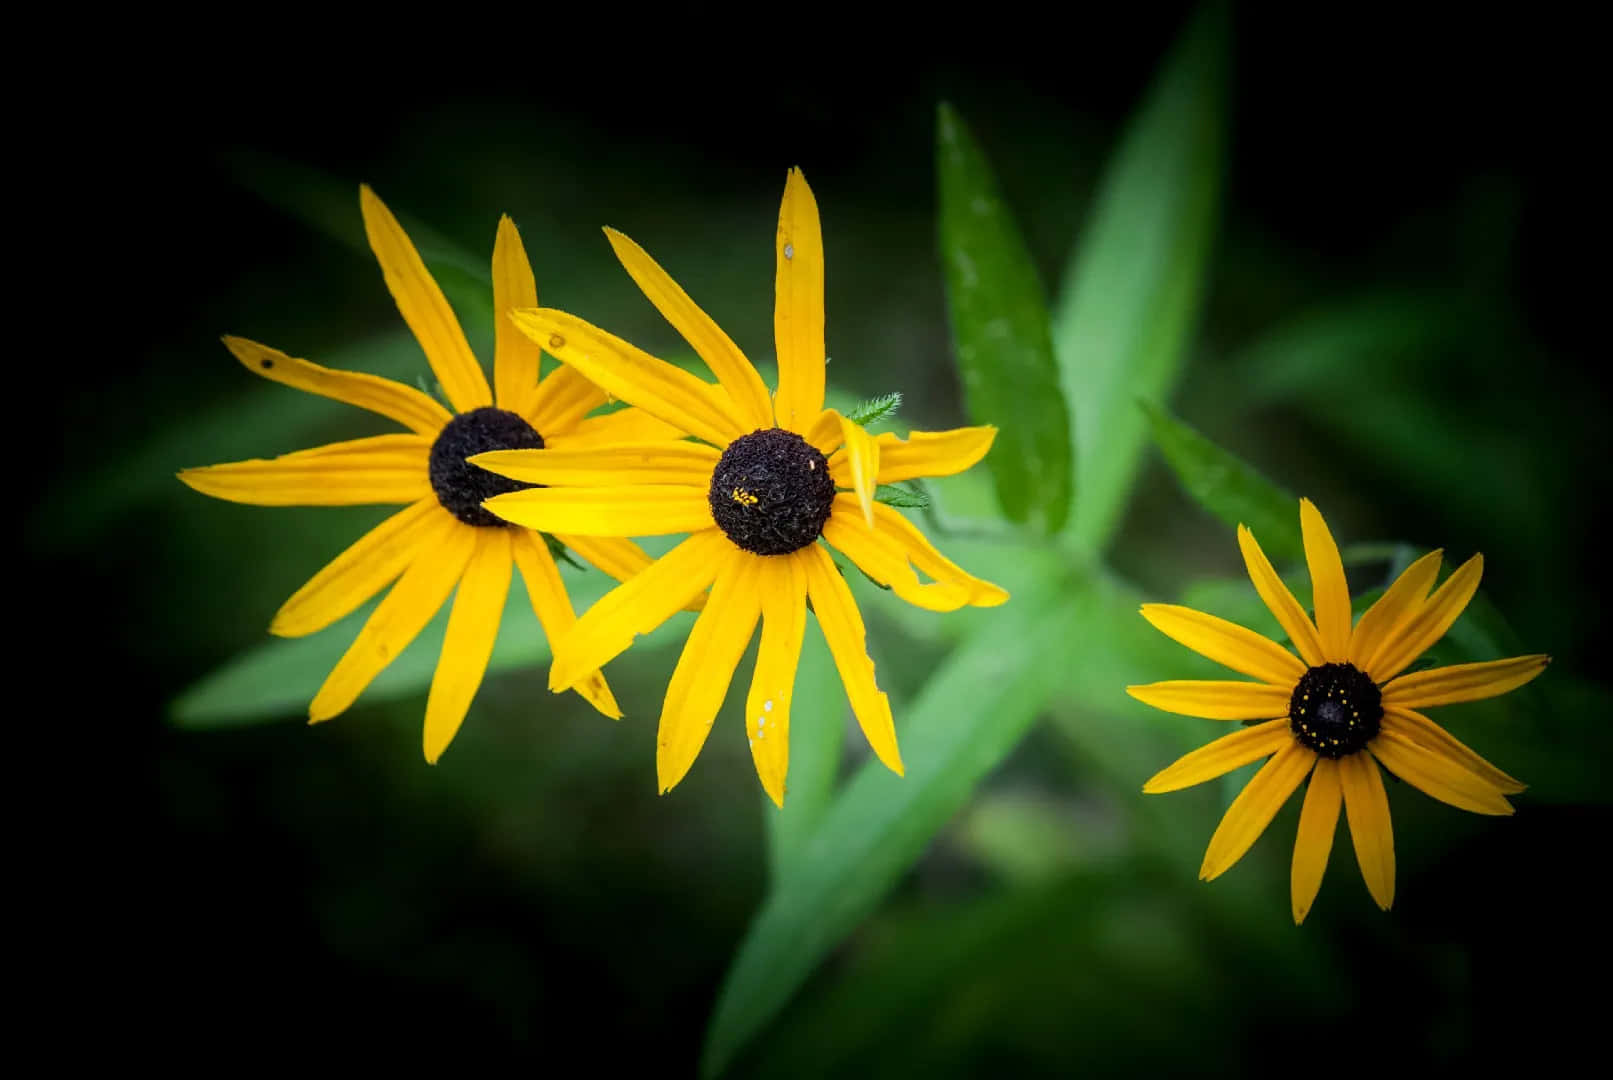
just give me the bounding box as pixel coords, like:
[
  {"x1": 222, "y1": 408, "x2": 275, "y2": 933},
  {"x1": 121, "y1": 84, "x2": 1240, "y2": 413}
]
[
  {"x1": 873, "y1": 481, "x2": 930, "y2": 510},
  {"x1": 701, "y1": 586, "x2": 1077, "y2": 1077},
  {"x1": 764, "y1": 632, "x2": 846, "y2": 880},
  {"x1": 936, "y1": 102, "x2": 1074, "y2": 534},
  {"x1": 845, "y1": 392, "x2": 902, "y2": 427},
  {"x1": 1140, "y1": 399, "x2": 1302, "y2": 561},
  {"x1": 1052, "y1": 2, "x2": 1227, "y2": 552}
]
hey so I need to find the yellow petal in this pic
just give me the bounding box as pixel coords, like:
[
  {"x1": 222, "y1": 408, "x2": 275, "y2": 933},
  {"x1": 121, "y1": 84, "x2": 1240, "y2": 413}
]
[
  {"x1": 359, "y1": 185, "x2": 491, "y2": 412},
  {"x1": 554, "y1": 533, "x2": 706, "y2": 614},
  {"x1": 308, "y1": 520, "x2": 476, "y2": 722},
  {"x1": 1140, "y1": 604, "x2": 1306, "y2": 686},
  {"x1": 525, "y1": 364, "x2": 608, "y2": 434},
  {"x1": 803, "y1": 409, "x2": 844, "y2": 456},
  {"x1": 482, "y1": 484, "x2": 713, "y2": 536},
  {"x1": 772, "y1": 168, "x2": 826, "y2": 432},
  {"x1": 657, "y1": 552, "x2": 762, "y2": 794},
  {"x1": 544, "y1": 406, "x2": 686, "y2": 448},
  {"x1": 221, "y1": 336, "x2": 451, "y2": 437},
  {"x1": 271, "y1": 499, "x2": 450, "y2": 637},
  {"x1": 1381, "y1": 705, "x2": 1524, "y2": 794},
  {"x1": 509, "y1": 308, "x2": 744, "y2": 448},
  {"x1": 823, "y1": 505, "x2": 970, "y2": 612},
  {"x1": 1368, "y1": 730, "x2": 1514, "y2": 816},
  {"x1": 1338, "y1": 752, "x2": 1395, "y2": 909},
  {"x1": 1236, "y1": 523, "x2": 1324, "y2": 668},
  {"x1": 866, "y1": 503, "x2": 1008, "y2": 607},
  {"x1": 605, "y1": 226, "x2": 774, "y2": 430},
  {"x1": 1349, "y1": 548, "x2": 1443, "y2": 671},
  {"x1": 1291, "y1": 758, "x2": 1342, "y2": 924},
  {"x1": 746, "y1": 555, "x2": 809, "y2": 807},
  {"x1": 1125, "y1": 680, "x2": 1293, "y2": 721},
  {"x1": 802, "y1": 543, "x2": 902, "y2": 776},
  {"x1": 492, "y1": 215, "x2": 542, "y2": 414},
  {"x1": 473, "y1": 441, "x2": 719, "y2": 487},
  {"x1": 423, "y1": 529, "x2": 513, "y2": 762},
  {"x1": 547, "y1": 529, "x2": 730, "y2": 693},
  {"x1": 1367, "y1": 553, "x2": 1484, "y2": 682},
  {"x1": 509, "y1": 530, "x2": 619, "y2": 719},
  {"x1": 829, "y1": 425, "x2": 998, "y2": 487},
  {"x1": 178, "y1": 434, "x2": 431, "y2": 506},
  {"x1": 1382, "y1": 654, "x2": 1550, "y2": 709},
  {"x1": 1142, "y1": 718, "x2": 1291, "y2": 794},
  {"x1": 1199, "y1": 740, "x2": 1314, "y2": 881},
  {"x1": 1300, "y1": 498, "x2": 1352, "y2": 663},
  {"x1": 831, "y1": 410, "x2": 879, "y2": 527}
]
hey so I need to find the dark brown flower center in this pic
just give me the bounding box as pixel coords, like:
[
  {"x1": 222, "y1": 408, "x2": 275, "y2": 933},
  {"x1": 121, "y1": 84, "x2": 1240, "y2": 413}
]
[
  {"x1": 1289, "y1": 661, "x2": 1382, "y2": 757},
  {"x1": 708, "y1": 428, "x2": 835, "y2": 555},
  {"x1": 428, "y1": 407, "x2": 545, "y2": 527}
]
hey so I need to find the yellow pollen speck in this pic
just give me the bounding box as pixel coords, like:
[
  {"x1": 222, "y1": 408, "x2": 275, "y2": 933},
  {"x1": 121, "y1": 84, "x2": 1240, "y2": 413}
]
[{"x1": 731, "y1": 488, "x2": 759, "y2": 507}]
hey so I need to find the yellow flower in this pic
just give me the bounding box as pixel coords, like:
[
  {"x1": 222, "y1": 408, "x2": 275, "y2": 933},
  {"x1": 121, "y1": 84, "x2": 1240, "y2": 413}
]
[
  {"x1": 179, "y1": 186, "x2": 677, "y2": 762},
  {"x1": 1129, "y1": 498, "x2": 1549, "y2": 923},
  {"x1": 473, "y1": 168, "x2": 1008, "y2": 806}
]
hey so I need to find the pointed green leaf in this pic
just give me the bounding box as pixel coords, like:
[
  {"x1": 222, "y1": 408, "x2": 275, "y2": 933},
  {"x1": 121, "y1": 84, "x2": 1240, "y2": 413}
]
[
  {"x1": 1053, "y1": 2, "x2": 1227, "y2": 551},
  {"x1": 937, "y1": 102, "x2": 1073, "y2": 534},
  {"x1": 845, "y1": 392, "x2": 903, "y2": 428}
]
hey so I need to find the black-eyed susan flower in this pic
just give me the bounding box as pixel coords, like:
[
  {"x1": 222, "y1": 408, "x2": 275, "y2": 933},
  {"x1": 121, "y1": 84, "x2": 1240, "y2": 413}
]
[
  {"x1": 1128, "y1": 498, "x2": 1548, "y2": 923},
  {"x1": 179, "y1": 186, "x2": 679, "y2": 762},
  {"x1": 471, "y1": 168, "x2": 1008, "y2": 806}
]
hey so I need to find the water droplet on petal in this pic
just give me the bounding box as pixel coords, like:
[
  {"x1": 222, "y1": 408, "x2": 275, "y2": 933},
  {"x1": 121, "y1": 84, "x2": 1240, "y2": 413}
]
[{"x1": 548, "y1": 333, "x2": 565, "y2": 349}]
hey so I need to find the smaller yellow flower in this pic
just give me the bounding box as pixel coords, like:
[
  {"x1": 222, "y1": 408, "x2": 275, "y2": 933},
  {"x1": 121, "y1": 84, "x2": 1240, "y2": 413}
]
[
  {"x1": 180, "y1": 186, "x2": 677, "y2": 761},
  {"x1": 1129, "y1": 498, "x2": 1548, "y2": 923}
]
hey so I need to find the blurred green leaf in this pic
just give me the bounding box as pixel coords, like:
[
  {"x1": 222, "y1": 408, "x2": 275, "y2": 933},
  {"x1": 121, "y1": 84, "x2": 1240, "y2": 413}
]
[
  {"x1": 701, "y1": 585, "x2": 1078, "y2": 1077},
  {"x1": 1141, "y1": 399, "x2": 1302, "y2": 561},
  {"x1": 765, "y1": 632, "x2": 846, "y2": 880},
  {"x1": 846, "y1": 392, "x2": 902, "y2": 427},
  {"x1": 1052, "y1": 2, "x2": 1226, "y2": 552},
  {"x1": 936, "y1": 102, "x2": 1073, "y2": 534}
]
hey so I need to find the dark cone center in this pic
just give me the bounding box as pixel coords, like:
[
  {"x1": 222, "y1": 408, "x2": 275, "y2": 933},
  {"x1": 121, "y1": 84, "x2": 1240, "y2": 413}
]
[
  {"x1": 428, "y1": 407, "x2": 545, "y2": 527},
  {"x1": 1289, "y1": 661, "x2": 1382, "y2": 758},
  {"x1": 709, "y1": 428, "x2": 835, "y2": 555}
]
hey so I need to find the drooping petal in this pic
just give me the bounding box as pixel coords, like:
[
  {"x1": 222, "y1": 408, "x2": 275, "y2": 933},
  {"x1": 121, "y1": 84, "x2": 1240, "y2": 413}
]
[
  {"x1": 271, "y1": 499, "x2": 450, "y2": 637},
  {"x1": 866, "y1": 502, "x2": 1008, "y2": 607},
  {"x1": 1142, "y1": 718, "x2": 1291, "y2": 794},
  {"x1": 308, "y1": 520, "x2": 476, "y2": 722},
  {"x1": 1236, "y1": 524, "x2": 1325, "y2": 668},
  {"x1": 746, "y1": 555, "x2": 809, "y2": 808},
  {"x1": 546, "y1": 529, "x2": 730, "y2": 693},
  {"x1": 509, "y1": 530, "x2": 620, "y2": 718},
  {"x1": 1368, "y1": 730, "x2": 1514, "y2": 816},
  {"x1": 473, "y1": 441, "x2": 719, "y2": 487},
  {"x1": 1290, "y1": 758, "x2": 1342, "y2": 925},
  {"x1": 605, "y1": 227, "x2": 774, "y2": 430},
  {"x1": 1199, "y1": 740, "x2": 1315, "y2": 881},
  {"x1": 1349, "y1": 548, "x2": 1442, "y2": 670},
  {"x1": 823, "y1": 506, "x2": 970, "y2": 612},
  {"x1": 543, "y1": 406, "x2": 686, "y2": 448},
  {"x1": 1382, "y1": 654, "x2": 1550, "y2": 709},
  {"x1": 524, "y1": 364, "x2": 608, "y2": 434},
  {"x1": 1300, "y1": 498, "x2": 1352, "y2": 663},
  {"x1": 178, "y1": 434, "x2": 431, "y2": 506},
  {"x1": 482, "y1": 485, "x2": 713, "y2": 536},
  {"x1": 1381, "y1": 705, "x2": 1524, "y2": 793},
  {"x1": 221, "y1": 336, "x2": 451, "y2": 437},
  {"x1": 423, "y1": 529, "x2": 513, "y2": 762},
  {"x1": 829, "y1": 425, "x2": 998, "y2": 487},
  {"x1": 509, "y1": 308, "x2": 744, "y2": 447},
  {"x1": 359, "y1": 186, "x2": 492, "y2": 412},
  {"x1": 833, "y1": 411, "x2": 880, "y2": 527},
  {"x1": 492, "y1": 215, "x2": 542, "y2": 414},
  {"x1": 1339, "y1": 752, "x2": 1395, "y2": 910},
  {"x1": 1140, "y1": 604, "x2": 1306, "y2": 686},
  {"x1": 1367, "y1": 553, "x2": 1484, "y2": 682},
  {"x1": 1125, "y1": 680, "x2": 1293, "y2": 721},
  {"x1": 657, "y1": 554, "x2": 763, "y2": 794},
  {"x1": 802, "y1": 543, "x2": 902, "y2": 776},
  {"x1": 772, "y1": 168, "x2": 826, "y2": 432}
]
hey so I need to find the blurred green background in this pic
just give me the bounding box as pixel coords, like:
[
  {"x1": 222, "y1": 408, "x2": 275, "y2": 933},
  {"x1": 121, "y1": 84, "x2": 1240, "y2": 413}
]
[{"x1": 55, "y1": 6, "x2": 1608, "y2": 1074}]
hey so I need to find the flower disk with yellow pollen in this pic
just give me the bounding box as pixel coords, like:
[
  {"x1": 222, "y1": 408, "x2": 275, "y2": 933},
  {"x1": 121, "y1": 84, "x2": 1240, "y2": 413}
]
[
  {"x1": 1289, "y1": 662, "x2": 1382, "y2": 758},
  {"x1": 429, "y1": 407, "x2": 546, "y2": 527},
  {"x1": 708, "y1": 428, "x2": 835, "y2": 555}
]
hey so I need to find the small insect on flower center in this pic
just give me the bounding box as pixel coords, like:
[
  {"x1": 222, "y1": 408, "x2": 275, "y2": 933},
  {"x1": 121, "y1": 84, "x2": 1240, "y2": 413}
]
[
  {"x1": 709, "y1": 428, "x2": 835, "y2": 555},
  {"x1": 1289, "y1": 661, "x2": 1383, "y2": 758},
  {"x1": 428, "y1": 407, "x2": 546, "y2": 527}
]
